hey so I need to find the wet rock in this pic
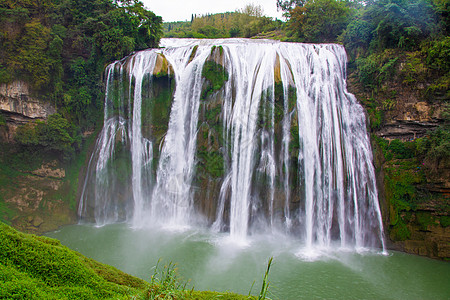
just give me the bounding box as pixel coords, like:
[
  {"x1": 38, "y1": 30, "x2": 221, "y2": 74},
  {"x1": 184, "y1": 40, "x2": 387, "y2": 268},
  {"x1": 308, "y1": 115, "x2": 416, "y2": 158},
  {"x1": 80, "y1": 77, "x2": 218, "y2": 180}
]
[
  {"x1": 376, "y1": 119, "x2": 440, "y2": 140},
  {"x1": 152, "y1": 53, "x2": 174, "y2": 78}
]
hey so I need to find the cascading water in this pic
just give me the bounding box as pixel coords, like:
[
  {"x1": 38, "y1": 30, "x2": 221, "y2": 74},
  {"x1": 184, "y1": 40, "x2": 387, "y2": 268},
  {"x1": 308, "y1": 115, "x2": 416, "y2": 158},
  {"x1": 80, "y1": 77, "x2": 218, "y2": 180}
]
[{"x1": 79, "y1": 38, "x2": 385, "y2": 251}]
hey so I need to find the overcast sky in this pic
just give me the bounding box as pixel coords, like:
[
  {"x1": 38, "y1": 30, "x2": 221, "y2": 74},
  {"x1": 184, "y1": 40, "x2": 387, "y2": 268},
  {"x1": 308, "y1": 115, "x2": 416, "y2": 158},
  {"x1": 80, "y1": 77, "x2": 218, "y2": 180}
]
[{"x1": 141, "y1": 0, "x2": 284, "y2": 22}]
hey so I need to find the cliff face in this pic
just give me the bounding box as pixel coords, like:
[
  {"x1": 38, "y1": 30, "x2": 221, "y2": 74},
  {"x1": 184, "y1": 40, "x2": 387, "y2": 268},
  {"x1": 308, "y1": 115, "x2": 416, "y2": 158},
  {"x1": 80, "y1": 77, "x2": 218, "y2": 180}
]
[
  {"x1": 347, "y1": 59, "x2": 450, "y2": 260},
  {"x1": 0, "y1": 159, "x2": 77, "y2": 234},
  {"x1": 0, "y1": 81, "x2": 78, "y2": 234},
  {"x1": 0, "y1": 81, "x2": 56, "y2": 142},
  {"x1": 0, "y1": 60, "x2": 448, "y2": 260}
]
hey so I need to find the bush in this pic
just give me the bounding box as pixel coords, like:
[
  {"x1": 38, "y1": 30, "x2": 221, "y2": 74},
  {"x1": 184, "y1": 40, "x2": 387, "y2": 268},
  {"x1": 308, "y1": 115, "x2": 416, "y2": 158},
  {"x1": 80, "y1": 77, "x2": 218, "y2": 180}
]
[
  {"x1": 416, "y1": 104, "x2": 450, "y2": 163},
  {"x1": 426, "y1": 36, "x2": 450, "y2": 73},
  {"x1": 388, "y1": 139, "x2": 415, "y2": 159},
  {"x1": 356, "y1": 51, "x2": 398, "y2": 89},
  {"x1": 15, "y1": 114, "x2": 81, "y2": 160},
  {"x1": 0, "y1": 222, "x2": 146, "y2": 299}
]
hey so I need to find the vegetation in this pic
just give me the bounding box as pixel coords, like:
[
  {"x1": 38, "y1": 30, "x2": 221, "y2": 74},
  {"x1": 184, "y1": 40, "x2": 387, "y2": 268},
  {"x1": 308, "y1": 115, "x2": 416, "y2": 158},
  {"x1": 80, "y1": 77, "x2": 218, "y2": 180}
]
[
  {"x1": 0, "y1": 221, "x2": 147, "y2": 299},
  {"x1": 0, "y1": 0, "x2": 163, "y2": 138},
  {"x1": 15, "y1": 113, "x2": 81, "y2": 161},
  {"x1": 0, "y1": 0, "x2": 163, "y2": 228},
  {"x1": 374, "y1": 129, "x2": 449, "y2": 242},
  {"x1": 288, "y1": 0, "x2": 352, "y2": 42},
  {"x1": 257, "y1": 257, "x2": 273, "y2": 300},
  {"x1": 201, "y1": 59, "x2": 229, "y2": 100},
  {"x1": 0, "y1": 222, "x2": 270, "y2": 299},
  {"x1": 163, "y1": 4, "x2": 283, "y2": 39}
]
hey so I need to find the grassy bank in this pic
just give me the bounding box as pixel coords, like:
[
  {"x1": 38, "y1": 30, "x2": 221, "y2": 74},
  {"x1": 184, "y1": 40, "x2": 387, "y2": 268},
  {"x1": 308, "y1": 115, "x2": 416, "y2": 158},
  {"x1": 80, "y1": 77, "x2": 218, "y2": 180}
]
[{"x1": 0, "y1": 222, "x2": 257, "y2": 299}]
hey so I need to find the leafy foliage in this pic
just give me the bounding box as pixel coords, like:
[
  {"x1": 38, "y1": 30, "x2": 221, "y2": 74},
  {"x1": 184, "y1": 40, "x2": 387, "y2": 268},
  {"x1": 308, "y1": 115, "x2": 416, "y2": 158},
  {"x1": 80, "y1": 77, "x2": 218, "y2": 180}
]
[
  {"x1": 341, "y1": 0, "x2": 441, "y2": 57},
  {"x1": 164, "y1": 4, "x2": 283, "y2": 39},
  {"x1": 288, "y1": 0, "x2": 352, "y2": 42},
  {"x1": 356, "y1": 51, "x2": 397, "y2": 89},
  {"x1": 276, "y1": 0, "x2": 306, "y2": 18},
  {"x1": 0, "y1": 0, "x2": 163, "y2": 133},
  {"x1": 15, "y1": 113, "x2": 81, "y2": 160},
  {"x1": 201, "y1": 60, "x2": 229, "y2": 99}
]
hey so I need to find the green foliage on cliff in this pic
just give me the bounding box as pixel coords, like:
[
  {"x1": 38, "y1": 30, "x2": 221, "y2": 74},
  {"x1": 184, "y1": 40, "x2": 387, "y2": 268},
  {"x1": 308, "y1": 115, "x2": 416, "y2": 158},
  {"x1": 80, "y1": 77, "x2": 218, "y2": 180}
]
[
  {"x1": 197, "y1": 149, "x2": 225, "y2": 179},
  {"x1": 201, "y1": 60, "x2": 229, "y2": 99},
  {"x1": 375, "y1": 130, "x2": 449, "y2": 243},
  {"x1": 342, "y1": 0, "x2": 439, "y2": 53},
  {"x1": 281, "y1": 0, "x2": 448, "y2": 71},
  {"x1": 416, "y1": 105, "x2": 450, "y2": 163},
  {"x1": 15, "y1": 113, "x2": 81, "y2": 160},
  {"x1": 339, "y1": 0, "x2": 449, "y2": 104},
  {"x1": 0, "y1": 0, "x2": 163, "y2": 215},
  {"x1": 0, "y1": 0, "x2": 163, "y2": 131}
]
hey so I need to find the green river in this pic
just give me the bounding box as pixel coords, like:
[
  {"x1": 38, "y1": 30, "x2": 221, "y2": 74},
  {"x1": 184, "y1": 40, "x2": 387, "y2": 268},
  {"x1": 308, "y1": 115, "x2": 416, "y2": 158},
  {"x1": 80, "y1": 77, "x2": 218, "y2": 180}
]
[{"x1": 46, "y1": 223, "x2": 450, "y2": 299}]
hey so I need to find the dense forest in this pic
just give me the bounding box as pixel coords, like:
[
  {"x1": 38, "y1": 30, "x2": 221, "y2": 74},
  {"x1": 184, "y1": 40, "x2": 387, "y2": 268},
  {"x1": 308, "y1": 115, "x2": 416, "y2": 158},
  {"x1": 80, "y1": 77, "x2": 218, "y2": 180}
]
[
  {"x1": 0, "y1": 0, "x2": 449, "y2": 257},
  {"x1": 163, "y1": 4, "x2": 283, "y2": 39},
  {"x1": 0, "y1": 0, "x2": 163, "y2": 159}
]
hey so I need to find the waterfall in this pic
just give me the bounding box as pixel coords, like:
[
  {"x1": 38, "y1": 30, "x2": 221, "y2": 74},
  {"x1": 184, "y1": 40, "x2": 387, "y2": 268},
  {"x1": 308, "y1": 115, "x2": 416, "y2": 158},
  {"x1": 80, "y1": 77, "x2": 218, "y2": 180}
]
[{"x1": 79, "y1": 38, "x2": 385, "y2": 250}]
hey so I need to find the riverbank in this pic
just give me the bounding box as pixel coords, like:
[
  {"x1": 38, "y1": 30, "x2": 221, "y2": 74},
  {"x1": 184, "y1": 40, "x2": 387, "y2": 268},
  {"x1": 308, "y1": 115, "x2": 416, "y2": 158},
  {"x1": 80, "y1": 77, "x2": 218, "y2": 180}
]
[{"x1": 0, "y1": 222, "x2": 254, "y2": 299}]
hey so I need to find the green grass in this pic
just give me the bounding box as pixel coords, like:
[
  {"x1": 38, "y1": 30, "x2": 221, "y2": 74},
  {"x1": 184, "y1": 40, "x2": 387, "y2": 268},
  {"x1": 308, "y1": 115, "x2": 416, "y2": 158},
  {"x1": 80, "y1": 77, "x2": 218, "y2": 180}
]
[
  {"x1": 0, "y1": 222, "x2": 263, "y2": 299},
  {"x1": 0, "y1": 222, "x2": 146, "y2": 299}
]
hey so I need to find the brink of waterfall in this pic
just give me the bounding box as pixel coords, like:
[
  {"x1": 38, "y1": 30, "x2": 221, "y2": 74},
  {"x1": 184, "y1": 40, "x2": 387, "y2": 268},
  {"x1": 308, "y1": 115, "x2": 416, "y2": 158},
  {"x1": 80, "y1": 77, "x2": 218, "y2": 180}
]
[{"x1": 78, "y1": 38, "x2": 385, "y2": 251}]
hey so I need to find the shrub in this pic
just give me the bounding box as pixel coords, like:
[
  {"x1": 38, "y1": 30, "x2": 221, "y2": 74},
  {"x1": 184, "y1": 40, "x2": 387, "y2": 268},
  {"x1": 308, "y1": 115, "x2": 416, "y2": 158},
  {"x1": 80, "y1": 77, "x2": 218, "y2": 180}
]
[{"x1": 15, "y1": 114, "x2": 81, "y2": 160}]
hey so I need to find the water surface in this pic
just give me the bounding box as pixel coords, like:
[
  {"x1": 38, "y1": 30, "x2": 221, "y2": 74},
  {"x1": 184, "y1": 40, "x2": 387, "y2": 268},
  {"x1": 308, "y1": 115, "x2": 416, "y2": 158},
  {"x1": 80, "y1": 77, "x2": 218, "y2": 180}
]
[{"x1": 47, "y1": 223, "x2": 450, "y2": 300}]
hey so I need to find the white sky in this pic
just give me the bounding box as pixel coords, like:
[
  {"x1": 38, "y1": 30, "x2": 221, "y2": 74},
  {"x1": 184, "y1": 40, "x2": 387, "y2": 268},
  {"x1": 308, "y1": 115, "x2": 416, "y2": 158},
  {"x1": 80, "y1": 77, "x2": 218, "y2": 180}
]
[{"x1": 142, "y1": 0, "x2": 284, "y2": 22}]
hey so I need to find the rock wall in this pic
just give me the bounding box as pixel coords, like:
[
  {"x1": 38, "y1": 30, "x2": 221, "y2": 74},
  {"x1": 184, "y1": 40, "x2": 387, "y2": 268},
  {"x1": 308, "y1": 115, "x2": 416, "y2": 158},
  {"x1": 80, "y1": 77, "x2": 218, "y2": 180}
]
[
  {"x1": 347, "y1": 66, "x2": 450, "y2": 260},
  {"x1": 0, "y1": 80, "x2": 56, "y2": 142},
  {"x1": 1, "y1": 160, "x2": 77, "y2": 234},
  {"x1": 0, "y1": 81, "x2": 77, "y2": 234}
]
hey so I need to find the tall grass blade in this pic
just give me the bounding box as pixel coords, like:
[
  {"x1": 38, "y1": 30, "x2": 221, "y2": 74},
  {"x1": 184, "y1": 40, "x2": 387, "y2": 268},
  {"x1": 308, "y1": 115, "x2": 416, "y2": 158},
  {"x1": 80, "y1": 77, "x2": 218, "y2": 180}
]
[{"x1": 258, "y1": 257, "x2": 273, "y2": 300}]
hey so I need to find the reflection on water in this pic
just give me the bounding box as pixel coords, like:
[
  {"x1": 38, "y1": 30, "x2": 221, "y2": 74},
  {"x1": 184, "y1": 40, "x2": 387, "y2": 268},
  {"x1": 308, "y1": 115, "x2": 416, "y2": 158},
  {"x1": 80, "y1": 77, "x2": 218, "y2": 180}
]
[{"x1": 47, "y1": 223, "x2": 450, "y2": 300}]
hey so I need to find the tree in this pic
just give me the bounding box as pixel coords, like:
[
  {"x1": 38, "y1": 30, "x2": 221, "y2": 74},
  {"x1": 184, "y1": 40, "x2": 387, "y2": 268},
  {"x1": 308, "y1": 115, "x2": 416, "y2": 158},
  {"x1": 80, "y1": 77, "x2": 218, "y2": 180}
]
[
  {"x1": 341, "y1": 0, "x2": 440, "y2": 54},
  {"x1": 371, "y1": 0, "x2": 438, "y2": 50},
  {"x1": 239, "y1": 3, "x2": 265, "y2": 18},
  {"x1": 288, "y1": 0, "x2": 352, "y2": 42},
  {"x1": 13, "y1": 20, "x2": 52, "y2": 89},
  {"x1": 276, "y1": 0, "x2": 306, "y2": 18}
]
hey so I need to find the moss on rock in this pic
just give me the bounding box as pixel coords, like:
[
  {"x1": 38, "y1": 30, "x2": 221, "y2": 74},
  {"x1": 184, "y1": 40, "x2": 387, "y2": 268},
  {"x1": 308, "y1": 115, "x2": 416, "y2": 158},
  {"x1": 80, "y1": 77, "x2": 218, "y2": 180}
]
[
  {"x1": 201, "y1": 60, "x2": 229, "y2": 100},
  {"x1": 153, "y1": 53, "x2": 174, "y2": 78},
  {"x1": 188, "y1": 45, "x2": 199, "y2": 64}
]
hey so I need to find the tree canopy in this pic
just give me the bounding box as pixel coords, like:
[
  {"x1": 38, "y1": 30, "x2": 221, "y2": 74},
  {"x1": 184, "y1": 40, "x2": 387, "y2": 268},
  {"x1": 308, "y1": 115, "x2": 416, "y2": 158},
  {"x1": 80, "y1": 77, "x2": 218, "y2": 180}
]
[
  {"x1": 0, "y1": 0, "x2": 162, "y2": 159},
  {"x1": 288, "y1": 0, "x2": 352, "y2": 42},
  {"x1": 164, "y1": 4, "x2": 283, "y2": 39}
]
